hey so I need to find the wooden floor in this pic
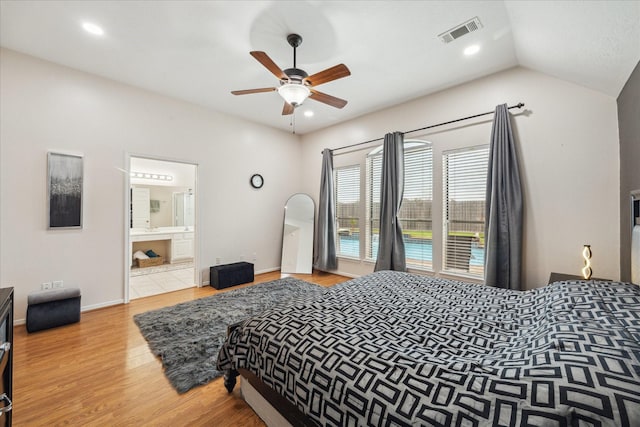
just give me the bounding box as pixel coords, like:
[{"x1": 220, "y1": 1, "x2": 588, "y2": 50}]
[{"x1": 13, "y1": 270, "x2": 349, "y2": 426}]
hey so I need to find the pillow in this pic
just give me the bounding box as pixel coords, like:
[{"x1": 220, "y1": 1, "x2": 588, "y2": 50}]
[
  {"x1": 145, "y1": 249, "x2": 159, "y2": 258},
  {"x1": 133, "y1": 250, "x2": 149, "y2": 260}
]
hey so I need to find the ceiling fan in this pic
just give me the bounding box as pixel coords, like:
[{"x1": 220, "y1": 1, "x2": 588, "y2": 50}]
[{"x1": 232, "y1": 33, "x2": 351, "y2": 115}]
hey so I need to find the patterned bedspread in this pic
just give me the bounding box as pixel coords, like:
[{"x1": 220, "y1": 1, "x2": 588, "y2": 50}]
[{"x1": 217, "y1": 271, "x2": 640, "y2": 426}]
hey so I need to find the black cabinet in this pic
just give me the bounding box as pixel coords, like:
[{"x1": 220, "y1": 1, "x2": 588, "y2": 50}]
[
  {"x1": 210, "y1": 262, "x2": 254, "y2": 289},
  {"x1": 0, "y1": 288, "x2": 13, "y2": 426}
]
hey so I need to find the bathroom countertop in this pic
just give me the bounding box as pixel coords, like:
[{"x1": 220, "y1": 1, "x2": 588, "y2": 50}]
[{"x1": 130, "y1": 226, "x2": 193, "y2": 237}]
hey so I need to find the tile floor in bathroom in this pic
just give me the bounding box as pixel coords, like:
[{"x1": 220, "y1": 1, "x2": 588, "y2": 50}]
[{"x1": 129, "y1": 263, "x2": 196, "y2": 299}]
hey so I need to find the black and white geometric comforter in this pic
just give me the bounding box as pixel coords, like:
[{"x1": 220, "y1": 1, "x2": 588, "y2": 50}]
[{"x1": 217, "y1": 271, "x2": 640, "y2": 426}]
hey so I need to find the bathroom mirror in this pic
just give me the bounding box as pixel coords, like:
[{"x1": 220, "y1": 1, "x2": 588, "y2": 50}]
[{"x1": 281, "y1": 194, "x2": 315, "y2": 274}]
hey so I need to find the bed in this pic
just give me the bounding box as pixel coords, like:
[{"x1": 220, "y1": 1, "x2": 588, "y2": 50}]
[{"x1": 217, "y1": 270, "x2": 640, "y2": 426}]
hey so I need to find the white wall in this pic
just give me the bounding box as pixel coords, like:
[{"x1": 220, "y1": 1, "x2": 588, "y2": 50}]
[
  {"x1": 0, "y1": 48, "x2": 301, "y2": 322},
  {"x1": 300, "y1": 66, "x2": 620, "y2": 289},
  {"x1": 0, "y1": 48, "x2": 622, "y2": 322}
]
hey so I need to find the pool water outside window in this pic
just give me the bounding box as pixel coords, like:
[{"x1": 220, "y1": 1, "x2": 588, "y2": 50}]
[
  {"x1": 334, "y1": 139, "x2": 488, "y2": 278},
  {"x1": 338, "y1": 233, "x2": 485, "y2": 271}
]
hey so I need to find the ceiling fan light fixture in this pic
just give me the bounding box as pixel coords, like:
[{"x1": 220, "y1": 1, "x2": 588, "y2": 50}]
[
  {"x1": 278, "y1": 83, "x2": 310, "y2": 107},
  {"x1": 232, "y1": 34, "x2": 350, "y2": 115}
]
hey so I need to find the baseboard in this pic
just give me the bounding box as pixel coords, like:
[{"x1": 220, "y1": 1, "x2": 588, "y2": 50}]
[
  {"x1": 15, "y1": 267, "x2": 304, "y2": 324},
  {"x1": 331, "y1": 269, "x2": 359, "y2": 279},
  {"x1": 15, "y1": 298, "x2": 125, "y2": 326},
  {"x1": 82, "y1": 299, "x2": 125, "y2": 312},
  {"x1": 202, "y1": 266, "x2": 281, "y2": 286},
  {"x1": 256, "y1": 267, "x2": 281, "y2": 275}
]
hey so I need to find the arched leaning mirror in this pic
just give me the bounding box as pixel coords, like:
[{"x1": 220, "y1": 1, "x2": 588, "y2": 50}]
[{"x1": 281, "y1": 194, "x2": 315, "y2": 274}]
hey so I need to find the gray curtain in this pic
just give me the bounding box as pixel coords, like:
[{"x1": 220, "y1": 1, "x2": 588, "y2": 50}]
[
  {"x1": 374, "y1": 132, "x2": 406, "y2": 272},
  {"x1": 484, "y1": 104, "x2": 523, "y2": 289},
  {"x1": 314, "y1": 148, "x2": 337, "y2": 271}
]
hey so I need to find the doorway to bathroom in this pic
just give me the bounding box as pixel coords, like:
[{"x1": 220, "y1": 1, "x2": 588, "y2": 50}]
[{"x1": 127, "y1": 156, "x2": 198, "y2": 300}]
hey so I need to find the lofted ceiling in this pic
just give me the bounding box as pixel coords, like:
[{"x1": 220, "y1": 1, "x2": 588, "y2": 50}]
[{"x1": 1, "y1": 1, "x2": 638, "y2": 135}]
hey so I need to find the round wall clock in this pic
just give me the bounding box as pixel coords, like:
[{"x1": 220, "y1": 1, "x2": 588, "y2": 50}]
[{"x1": 250, "y1": 173, "x2": 264, "y2": 189}]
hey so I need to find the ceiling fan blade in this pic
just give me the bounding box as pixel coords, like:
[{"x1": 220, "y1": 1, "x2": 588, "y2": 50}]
[
  {"x1": 231, "y1": 87, "x2": 276, "y2": 95},
  {"x1": 309, "y1": 90, "x2": 348, "y2": 109},
  {"x1": 282, "y1": 102, "x2": 294, "y2": 116},
  {"x1": 250, "y1": 51, "x2": 287, "y2": 80},
  {"x1": 304, "y1": 64, "x2": 351, "y2": 87}
]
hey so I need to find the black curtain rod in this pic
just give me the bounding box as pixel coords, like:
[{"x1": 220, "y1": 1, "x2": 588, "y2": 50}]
[{"x1": 325, "y1": 102, "x2": 525, "y2": 154}]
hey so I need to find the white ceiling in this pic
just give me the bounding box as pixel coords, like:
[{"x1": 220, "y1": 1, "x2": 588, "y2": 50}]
[{"x1": 1, "y1": 1, "x2": 638, "y2": 135}]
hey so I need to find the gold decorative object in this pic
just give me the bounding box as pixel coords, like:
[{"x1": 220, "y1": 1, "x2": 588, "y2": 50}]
[{"x1": 581, "y1": 245, "x2": 592, "y2": 280}]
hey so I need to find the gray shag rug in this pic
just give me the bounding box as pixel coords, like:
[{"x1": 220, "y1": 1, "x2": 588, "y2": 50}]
[{"x1": 134, "y1": 277, "x2": 324, "y2": 394}]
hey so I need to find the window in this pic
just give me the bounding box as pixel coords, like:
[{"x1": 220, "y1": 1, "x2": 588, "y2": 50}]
[
  {"x1": 366, "y1": 151, "x2": 381, "y2": 260},
  {"x1": 442, "y1": 145, "x2": 489, "y2": 278},
  {"x1": 335, "y1": 165, "x2": 360, "y2": 258},
  {"x1": 400, "y1": 143, "x2": 433, "y2": 269},
  {"x1": 366, "y1": 141, "x2": 432, "y2": 269},
  {"x1": 335, "y1": 138, "x2": 487, "y2": 281}
]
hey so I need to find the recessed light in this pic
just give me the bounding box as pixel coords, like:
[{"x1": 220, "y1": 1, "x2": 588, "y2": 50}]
[
  {"x1": 463, "y1": 44, "x2": 480, "y2": 56},
  {"x1": 304, "y1": 110, "x2": 314, "y2": 118},
  {"x1": 82, "y1": 22, "x2": 104, "y2": 36}
]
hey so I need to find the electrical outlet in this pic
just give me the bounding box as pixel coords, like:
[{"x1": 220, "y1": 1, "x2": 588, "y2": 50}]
[
  {"x1": 42, "y1": 282, "x2": 52, "y2": 290},
  {"x1": 53, "y1": 280, "x2": 63, "y2": 288},
  {"x1": 240, "y1": 254, "x2": 245, "y2": 261},
  {"x1": 252, "y1": 253, "x2": 257, "y2": 261},
  {"x1": 216, "y1": 257, "x2": 221, "y2": 264}
]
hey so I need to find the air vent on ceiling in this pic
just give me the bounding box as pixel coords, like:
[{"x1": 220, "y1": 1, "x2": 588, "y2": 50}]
[{"x1": 438, "y1": 17, "x2": 483, "y2": 43}]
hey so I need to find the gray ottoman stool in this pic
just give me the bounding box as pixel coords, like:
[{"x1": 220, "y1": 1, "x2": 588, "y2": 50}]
[{"x1": 26, "y1": 287, "x2": 81, "y2": 333}]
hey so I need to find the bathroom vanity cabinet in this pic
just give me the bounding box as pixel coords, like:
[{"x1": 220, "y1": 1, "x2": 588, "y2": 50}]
[
  {"x1": 130, "y1": 228, "x2": 194, "y2": 266},
  {"x1": 171, "y1": 232, "x2": 195, "y2": 261}
]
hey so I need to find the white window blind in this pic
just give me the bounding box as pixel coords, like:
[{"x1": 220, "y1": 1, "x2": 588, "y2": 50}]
[
  {"x1": 400, "y1": 144, "x2": 433, "y2": 270},
  {"x1": 367, "y1": 151, "x2": 382, "y2": 260},
  {"x1": 366, "y1": 141, "x2": 432, "y2": 265},
  {"x1": 335, "y1": 165, "x2": 360, "y2": 258},
  {"x1": 442, "y1": 145, "x2": 489, "y2": 277}
]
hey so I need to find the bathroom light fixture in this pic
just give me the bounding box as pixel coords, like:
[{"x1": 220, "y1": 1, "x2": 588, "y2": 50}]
[
  {"x1": 82, "y1": 22, "x2": 104, "y2": 36},
  {"x1": 277, "y1": 83, "x2": 310, "y2": 107},
  {"x1": 304, "y1": 110, "x2": 314, "y2": 117},
  {"x1": 130, "y1": 171, "x2": 173, "y2": 181},
  {"x1": 581, "y1": 244, "x2": 592, "y2": 280}
]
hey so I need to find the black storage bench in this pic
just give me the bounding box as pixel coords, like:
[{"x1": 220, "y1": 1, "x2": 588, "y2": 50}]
[
  {"x1": 26, "y1": 287, "x2": 81, "y2": 333},
  {"x1": 210, "y1": 262, "x2": 254, "y2": 289}
]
